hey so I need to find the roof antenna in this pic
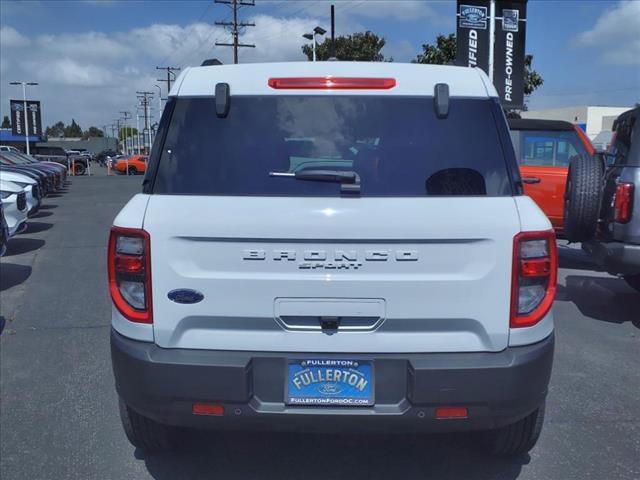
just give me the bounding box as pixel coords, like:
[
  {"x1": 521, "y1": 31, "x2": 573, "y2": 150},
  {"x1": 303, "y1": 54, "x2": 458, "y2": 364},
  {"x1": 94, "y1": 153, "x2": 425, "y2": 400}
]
[{"x1": 328, "y1": 4, "x2": 338, "y2": 61}]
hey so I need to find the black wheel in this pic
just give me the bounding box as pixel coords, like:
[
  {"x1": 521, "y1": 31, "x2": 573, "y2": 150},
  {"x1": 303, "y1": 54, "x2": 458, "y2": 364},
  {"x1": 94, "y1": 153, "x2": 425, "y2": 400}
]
[
  {"x1": 563, "y1": 155, "x2": 602, "y2": 242},
  {"x1": 73, "y1": 162, "x2": 87, "y2": 176},
  {"x1": 127, "y1": 166, "x2": 137, "y2": 175},
  {"x1": 623, "y1": 274, "x2": 640, "y2": 293},
  {"x1": 118, "y1": 398, "x2": 177, "y2": 452},
  {"x1": 480, "y1": 402, "x2": 546, "y2": 457}
]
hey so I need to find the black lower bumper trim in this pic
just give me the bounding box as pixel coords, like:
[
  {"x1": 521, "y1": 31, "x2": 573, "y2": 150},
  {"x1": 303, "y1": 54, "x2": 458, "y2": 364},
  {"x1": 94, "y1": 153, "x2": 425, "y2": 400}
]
[
  {"x1": 111, "y1": 329, "x2": 554, "y2": 433},
  {"x1": 583, "y1": 239, "x2": 640, "y2": 275}
]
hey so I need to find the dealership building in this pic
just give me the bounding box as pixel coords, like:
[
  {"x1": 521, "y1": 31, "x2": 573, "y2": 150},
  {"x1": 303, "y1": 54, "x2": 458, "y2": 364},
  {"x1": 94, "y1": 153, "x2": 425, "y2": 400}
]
[{"x1": 521, "y1": 105, "x2": 632, "y2": 149}]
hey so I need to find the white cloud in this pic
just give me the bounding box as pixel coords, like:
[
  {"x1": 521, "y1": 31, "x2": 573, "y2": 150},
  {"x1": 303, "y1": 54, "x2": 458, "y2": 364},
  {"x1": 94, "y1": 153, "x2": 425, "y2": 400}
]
[
  {"x1": 47, "y1": 59, "x2": 114, "y2": 87},
  {"x1": 0, "y1": 25, "x2": 30, "y2": 47},
  {"x1": 0, "y1": 3, "x2": 432, "y2": 129},
  {"x1": 576, "y1": 0, "x2": 640, "y2": 65},
  {"x1": 0, "y1": 14, "x2": 330, "y2": 128}
]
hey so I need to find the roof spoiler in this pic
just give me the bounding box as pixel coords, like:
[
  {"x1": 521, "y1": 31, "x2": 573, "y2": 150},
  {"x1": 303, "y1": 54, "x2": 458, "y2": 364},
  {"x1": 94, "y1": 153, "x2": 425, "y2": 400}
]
[{"x1": 202, "y1": 58, "x2": 223, "y2": 66}]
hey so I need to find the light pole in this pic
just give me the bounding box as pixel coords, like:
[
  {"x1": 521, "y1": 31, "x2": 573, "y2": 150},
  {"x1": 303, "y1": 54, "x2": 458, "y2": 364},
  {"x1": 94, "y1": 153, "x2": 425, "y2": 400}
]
[
  {"x1": 136, "y1": 113, "x2": 140, "y2": 154},
  {"x1": 120, "y1": 111, "x2": 131, "y2": 156},
  {"x1": 154, "y1": 84, "x2": 162, "y2": 116},
  {"x1": 303, "y1": 26, "x2": 326, "y2": 62},
  {"x1": 9, "y1": 81, "x2": 38, "y2": 155}
]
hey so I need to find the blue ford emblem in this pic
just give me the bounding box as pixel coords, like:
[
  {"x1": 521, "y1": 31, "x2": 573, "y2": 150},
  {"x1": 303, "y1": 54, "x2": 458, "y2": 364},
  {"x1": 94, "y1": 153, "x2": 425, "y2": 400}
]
[
  {"x1": 167, "y1": 289, "x2": 204, "y2": 304},
  {"x1": 317, "y1": 383, "x2": 342, "y2": 396}
]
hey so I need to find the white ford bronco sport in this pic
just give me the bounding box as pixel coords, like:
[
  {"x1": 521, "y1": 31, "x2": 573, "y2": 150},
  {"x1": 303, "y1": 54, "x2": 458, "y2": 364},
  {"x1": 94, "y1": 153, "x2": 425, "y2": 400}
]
[{"x1": 109, "y1": 62, "x2": 557, "y2": 456}]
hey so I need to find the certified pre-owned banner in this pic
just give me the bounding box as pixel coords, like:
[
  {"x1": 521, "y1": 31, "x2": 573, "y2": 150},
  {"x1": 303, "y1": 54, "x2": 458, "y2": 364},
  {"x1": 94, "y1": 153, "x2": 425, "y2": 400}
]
[
  {"x1": 455, "y1": 0, "x2": 491, "y2": 75},
  {"x1": 10, "y1": 100, "x2": 43, "y2": 137},
  {"x1": 493, "y1": 0, "x2": 527, "y2": 109}
]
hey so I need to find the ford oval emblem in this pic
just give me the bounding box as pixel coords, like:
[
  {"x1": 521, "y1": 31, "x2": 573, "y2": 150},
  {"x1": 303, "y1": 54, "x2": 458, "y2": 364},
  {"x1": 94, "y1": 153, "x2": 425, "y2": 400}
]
[
  {"x1": 167, "y1": 289, "x2": 204, "y2": 304},
  {"x1": 317, "y1": 383, "x2": 342, "y2": 396}
]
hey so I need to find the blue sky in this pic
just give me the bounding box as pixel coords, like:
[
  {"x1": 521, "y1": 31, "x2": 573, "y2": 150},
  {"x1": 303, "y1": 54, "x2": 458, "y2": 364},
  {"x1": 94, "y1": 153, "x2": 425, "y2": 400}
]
[{"x1": 1, "y1": 0, "x2": 638, "y2": 129}]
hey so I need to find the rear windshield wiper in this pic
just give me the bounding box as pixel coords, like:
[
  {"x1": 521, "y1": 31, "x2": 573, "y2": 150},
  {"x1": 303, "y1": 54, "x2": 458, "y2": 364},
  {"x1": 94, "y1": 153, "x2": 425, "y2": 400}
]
[{"x1": 269, "y1": 169, "x2": 361, "y2": 194}]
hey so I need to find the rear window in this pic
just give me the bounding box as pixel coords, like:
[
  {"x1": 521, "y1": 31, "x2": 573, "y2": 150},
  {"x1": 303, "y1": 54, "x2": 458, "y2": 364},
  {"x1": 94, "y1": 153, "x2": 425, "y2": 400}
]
[
  {"x1": 152, "y1": 96, "x2": 513, "y2": 197},
  {"x1": 609, "y1": 110, "x2": 639, "y2": 166},
  {"x1": 511, "y1": 130, "x2": 588, "y2": 167}
]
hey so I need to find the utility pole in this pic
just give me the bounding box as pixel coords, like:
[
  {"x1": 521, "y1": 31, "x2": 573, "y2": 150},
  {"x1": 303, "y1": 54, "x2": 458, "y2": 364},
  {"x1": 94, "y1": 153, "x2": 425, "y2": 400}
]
[
  {"x1": 120, "y1": 111, "x2": 131, "y2": 155},
  {"x1": 154, "y1": 84, "x2": 163, "y2": 115},
  {"x1": 215, "y1": 0, "x2": 255, "y2": 64},
  {"x1": 156, "y1": 66, "x2": 180, "y2": 93},
  {"x1": 135, "y1": 114, "x2": 140, "y2": 154},
  {"x1": 114, "y1": 119, "x2": 122, "y2": 154},
  {"x1": 136, "y1": 91, "x2": 153, "y2": 154}
]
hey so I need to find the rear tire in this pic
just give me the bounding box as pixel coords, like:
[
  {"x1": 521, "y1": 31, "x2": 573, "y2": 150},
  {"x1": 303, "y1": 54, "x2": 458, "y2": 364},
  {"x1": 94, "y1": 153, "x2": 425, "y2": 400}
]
[
  {"x1": 73, "y1": 162, "x2": 87, "y2": 176},
  {"x1": 127, "y1": 166, "x2": 137, "y2": 175},
  {"x1": 563, "y1": 155, "x2": 602, "y2": 242},
  {"x1": 623, "y1": 274, "x2": 640, "y2": 293},
  {"x1": 480, "y1": 402, "x2": 546, "y2": 457},
  {"x1": 118, "y1": 398, "x2": 177, "y2": 452}
]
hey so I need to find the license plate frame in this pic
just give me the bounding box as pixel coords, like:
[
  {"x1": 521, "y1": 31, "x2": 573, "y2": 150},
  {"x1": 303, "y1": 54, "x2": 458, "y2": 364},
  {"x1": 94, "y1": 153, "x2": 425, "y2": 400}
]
[{"x1": 285, "y1": 359, "x2": 375, "y2": 407}]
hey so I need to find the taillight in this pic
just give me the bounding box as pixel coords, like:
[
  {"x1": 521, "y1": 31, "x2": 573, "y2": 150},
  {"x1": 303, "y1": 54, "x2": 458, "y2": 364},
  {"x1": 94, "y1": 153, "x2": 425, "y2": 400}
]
[
  {"x1": 268, "y1": 77, "x2": 396, "y2": 90},
  {"x1": 108, "y1": 226, "x2": 152, "y2": 323},
  {"x1": 613, "y1": 182, "x2": 634, "y2": 223},
  {"x1": 510, "y1": 230, "x2": 557, "y2": 328}
]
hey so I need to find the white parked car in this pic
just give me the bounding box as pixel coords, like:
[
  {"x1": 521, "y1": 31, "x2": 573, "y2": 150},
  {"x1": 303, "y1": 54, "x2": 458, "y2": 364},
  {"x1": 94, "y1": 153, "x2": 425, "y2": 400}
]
[
  {"x1": 0, "y1": 170, "x2": 41, "y2": 215},
  {"x1": 0, "y1": 179, "x2": 28, "y2": 237},
  {"x1": 109, "y1": 62, "x2": 557, "y2": 456}
]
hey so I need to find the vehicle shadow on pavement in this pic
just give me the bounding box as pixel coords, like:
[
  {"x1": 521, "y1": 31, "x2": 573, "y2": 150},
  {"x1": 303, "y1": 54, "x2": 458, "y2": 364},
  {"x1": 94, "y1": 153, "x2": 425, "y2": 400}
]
[
  {"x1": 556, "y1": 275, "x2": 640, "y2": 328},
  {"x1": 557, "y1": 246, "x2": 604, "y2": 272},
  {"x1": 29, "y1": 211, "x2": 53, "y2": 219},
  {"x1": 141, "y1": 431, "x2": 527, "y2": 480},
  {"x1": 23, "y1": 221, "x2": 53, "y2": 234},
  {"x1": 0, "y1": 263, "x2": 32, "y2": 291},
  {"x1": 2, "y1": 238, "x2": 45, "y2": 256}
]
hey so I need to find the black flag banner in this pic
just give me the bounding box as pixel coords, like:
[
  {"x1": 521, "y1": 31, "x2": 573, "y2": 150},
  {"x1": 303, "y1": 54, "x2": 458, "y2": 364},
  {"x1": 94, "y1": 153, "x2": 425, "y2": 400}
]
[
  {"x1": 493, "y1": 0, "x2": 527, "y2": 108},
  {"x1": 10, "y1": 100, "x2": 42, "y2": 137},
  {"x1": 455, "y1": 0, "x2": 491, "y2": 75}
]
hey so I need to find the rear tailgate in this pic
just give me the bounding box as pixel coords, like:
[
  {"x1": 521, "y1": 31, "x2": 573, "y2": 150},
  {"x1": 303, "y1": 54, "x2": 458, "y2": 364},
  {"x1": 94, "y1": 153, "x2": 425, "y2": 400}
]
[{"x1": 145, "y1": 196, "x2": 520, "y2": 353}]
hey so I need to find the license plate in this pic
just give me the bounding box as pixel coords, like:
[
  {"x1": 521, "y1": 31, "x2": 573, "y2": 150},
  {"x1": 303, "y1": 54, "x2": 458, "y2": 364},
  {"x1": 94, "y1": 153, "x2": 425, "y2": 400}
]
[{"x1": 286, "y1": 359, "x2": 374, "y2": 406}]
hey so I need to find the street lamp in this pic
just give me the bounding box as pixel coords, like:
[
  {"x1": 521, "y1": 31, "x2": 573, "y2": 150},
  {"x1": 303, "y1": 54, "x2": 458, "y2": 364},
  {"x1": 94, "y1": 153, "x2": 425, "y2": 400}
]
[
  {"x1": 154, "y1": 84, "x2": 163, "y2": 116},
  {"x1": 9, "y1": 81, "x2": 38, "y2": 155},
  {"x1": 303, "y1": 26, "x2": 326, "y2": 62}
]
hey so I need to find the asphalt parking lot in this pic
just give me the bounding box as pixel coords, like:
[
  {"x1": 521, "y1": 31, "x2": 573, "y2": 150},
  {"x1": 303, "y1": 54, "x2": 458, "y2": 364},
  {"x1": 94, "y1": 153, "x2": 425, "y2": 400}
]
[{"x1": 1, "y1": 171, "x2": 639, "y2": 480}]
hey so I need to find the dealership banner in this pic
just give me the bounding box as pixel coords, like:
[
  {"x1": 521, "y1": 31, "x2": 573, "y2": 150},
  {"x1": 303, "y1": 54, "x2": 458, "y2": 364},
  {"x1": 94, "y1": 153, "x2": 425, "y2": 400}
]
[
  {"x1": 456, "y1": 0, "x2": 491, "y2": 75},
  {"x1": 10, "y1": 100, "x2": 43, "y2": 137},
  {"x1": 493, "y1": 0, "x2": 527, "y2": 109}
]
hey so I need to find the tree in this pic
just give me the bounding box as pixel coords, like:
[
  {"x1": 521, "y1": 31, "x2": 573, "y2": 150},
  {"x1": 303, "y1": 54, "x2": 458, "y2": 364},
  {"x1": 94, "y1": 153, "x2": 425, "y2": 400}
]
[
  {"x1": 412, "y1": 34, "x2": 456, "y2": 65},
  {"x1": 64, "y1": 119, "x2": 83, "y2": 138},
  {"x1": 523, "y1": 54, "x2": 543, "y2": 96},
  {"x1": 302, "y1": 31, "x2": 389, "y2": 62},
  {"x1": 1, "y1": 116, "x2": 10, "y2": 129},
  {"x1": 45, "y1": 121, "x2": 66, "y2": 138},
  {"x1": 412, "y1": 33, "x2": 544, "y2": 100},
  {"x1": 82, "y1": 126, "x2": 105, "y2": 140},
  {"x1": 118, "y1": 127, "x2": 138, "y2": 141}
]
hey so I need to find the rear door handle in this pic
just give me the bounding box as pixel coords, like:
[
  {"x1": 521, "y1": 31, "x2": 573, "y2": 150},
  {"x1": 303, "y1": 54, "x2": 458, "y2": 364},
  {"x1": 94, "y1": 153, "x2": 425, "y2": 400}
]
[{"x1": 522, "y1": 176, "x2": 541, "y2": 184}]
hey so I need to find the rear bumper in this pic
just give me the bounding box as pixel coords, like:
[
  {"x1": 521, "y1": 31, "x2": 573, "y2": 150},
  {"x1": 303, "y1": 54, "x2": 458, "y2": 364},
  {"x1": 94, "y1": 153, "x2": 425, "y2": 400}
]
[
  {"x1": 582, "y1": 239, "x2": 640, "y2": 275},
  {"x1": 111, "y1": 329, "x2": 554, "y2": 433}
]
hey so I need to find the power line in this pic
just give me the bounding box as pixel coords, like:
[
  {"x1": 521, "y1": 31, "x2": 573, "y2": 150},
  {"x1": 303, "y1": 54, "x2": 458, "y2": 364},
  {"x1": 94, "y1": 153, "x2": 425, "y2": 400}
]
[
  {"x1": 215, "y1": 0, "x2": 256, "y2": 64},
  {"x1": 155, "y1": 66, "x2": 181, "y2": 94}
]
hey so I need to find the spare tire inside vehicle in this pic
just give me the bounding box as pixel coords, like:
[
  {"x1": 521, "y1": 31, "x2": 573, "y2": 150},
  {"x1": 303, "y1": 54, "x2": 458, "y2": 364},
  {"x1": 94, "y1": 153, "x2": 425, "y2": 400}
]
[{"x1": 563, "y1": 154, "x2": 602, "y2": 242}]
